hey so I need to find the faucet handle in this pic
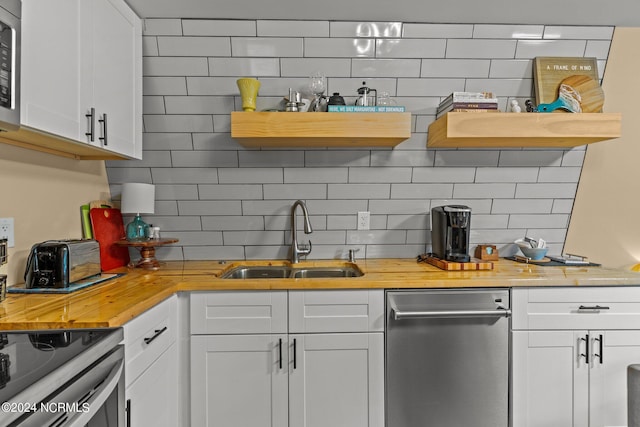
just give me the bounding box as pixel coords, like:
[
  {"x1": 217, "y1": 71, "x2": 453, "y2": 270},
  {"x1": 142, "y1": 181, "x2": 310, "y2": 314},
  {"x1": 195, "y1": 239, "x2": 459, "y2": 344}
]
[
  {"x1": 348, "y1": 248, "x2": 360, "y2": 263},
  {"x1": 299, "y1": 240, "x2": 312, "y2": 255}
]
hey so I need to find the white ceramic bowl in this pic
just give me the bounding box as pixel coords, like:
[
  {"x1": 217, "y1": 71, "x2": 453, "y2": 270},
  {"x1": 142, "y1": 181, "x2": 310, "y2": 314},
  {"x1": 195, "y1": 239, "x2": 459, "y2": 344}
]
[{"x1": 514, "y1": 239, "x2": 548, "y2": 260}]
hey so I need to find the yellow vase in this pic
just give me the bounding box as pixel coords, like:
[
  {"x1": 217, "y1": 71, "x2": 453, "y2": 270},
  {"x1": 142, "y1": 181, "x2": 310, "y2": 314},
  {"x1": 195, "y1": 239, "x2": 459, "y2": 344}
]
[{"x1": 237, "y1": 78, "x2": 261, "y2": 112}]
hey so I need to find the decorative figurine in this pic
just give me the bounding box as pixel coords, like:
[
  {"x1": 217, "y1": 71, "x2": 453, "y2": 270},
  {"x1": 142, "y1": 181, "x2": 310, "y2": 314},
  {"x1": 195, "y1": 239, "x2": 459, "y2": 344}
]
[{"x1": 510, "y1": 99, "x2": 521, "y2": 113}]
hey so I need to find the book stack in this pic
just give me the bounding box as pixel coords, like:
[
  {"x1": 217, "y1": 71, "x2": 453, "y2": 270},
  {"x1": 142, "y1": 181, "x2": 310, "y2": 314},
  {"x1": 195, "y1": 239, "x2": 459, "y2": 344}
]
[{"x1": 436, "y1": 92, "x2": 499, "y2": 118}]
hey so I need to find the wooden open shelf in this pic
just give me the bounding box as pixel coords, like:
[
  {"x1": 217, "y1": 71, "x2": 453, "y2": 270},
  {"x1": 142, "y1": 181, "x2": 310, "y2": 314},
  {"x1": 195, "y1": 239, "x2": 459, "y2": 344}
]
[
  {"x1": 427, "y1": 112, "x2": 622, "y2": 148},
  {"x1": 231, "y1": 111, "x2": 411, "y2": 148}
]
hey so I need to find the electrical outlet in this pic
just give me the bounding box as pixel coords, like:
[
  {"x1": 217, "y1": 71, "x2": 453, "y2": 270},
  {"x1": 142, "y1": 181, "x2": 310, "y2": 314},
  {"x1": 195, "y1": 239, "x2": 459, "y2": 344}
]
[
  {"x1": 0, "y1": 218, "x2": 14, "y2": 247},
  {"x1": 357, "y1": 211, "x2": 370, "y2": 231}
]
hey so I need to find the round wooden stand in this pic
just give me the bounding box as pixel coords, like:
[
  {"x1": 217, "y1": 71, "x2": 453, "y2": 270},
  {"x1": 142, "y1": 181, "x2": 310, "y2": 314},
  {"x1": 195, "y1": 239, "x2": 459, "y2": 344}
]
[{"x1": 116, "y1": 238, "x2": 179, "y2": 270}]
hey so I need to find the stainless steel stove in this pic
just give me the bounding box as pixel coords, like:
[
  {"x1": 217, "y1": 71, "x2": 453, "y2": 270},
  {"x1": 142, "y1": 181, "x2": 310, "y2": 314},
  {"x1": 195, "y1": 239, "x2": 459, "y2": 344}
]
[{"x1": 0, "y1": 328, "x2": 124, "y2": 426}]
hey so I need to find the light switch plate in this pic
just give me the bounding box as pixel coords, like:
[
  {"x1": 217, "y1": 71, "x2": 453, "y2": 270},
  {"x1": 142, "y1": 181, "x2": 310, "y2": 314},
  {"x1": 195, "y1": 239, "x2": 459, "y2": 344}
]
[{"x1": 0, "y1": 218, "x2": 14, "y2": 247}]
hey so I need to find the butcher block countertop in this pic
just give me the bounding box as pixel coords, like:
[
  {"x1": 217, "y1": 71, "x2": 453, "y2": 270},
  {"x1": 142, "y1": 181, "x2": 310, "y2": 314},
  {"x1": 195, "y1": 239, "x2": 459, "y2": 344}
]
[{"x1": 1, "y1": 258, "x2": 640, "y2": 331}]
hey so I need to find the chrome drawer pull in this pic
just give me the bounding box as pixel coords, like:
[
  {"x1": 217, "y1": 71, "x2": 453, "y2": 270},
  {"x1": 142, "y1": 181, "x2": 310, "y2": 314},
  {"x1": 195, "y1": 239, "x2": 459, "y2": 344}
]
[
  {"x1": 578, "y1": 305, "x2": 610, "y2": 311},
  {"x1": 143, "y1": 326, "x2": 167, "y2": 345}
]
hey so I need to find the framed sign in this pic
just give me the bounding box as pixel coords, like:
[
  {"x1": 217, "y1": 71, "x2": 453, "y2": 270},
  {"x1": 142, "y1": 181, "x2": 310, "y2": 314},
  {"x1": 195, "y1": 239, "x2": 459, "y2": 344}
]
[{"x1": 533, "y1": 57, "x2": 600, "y2": 105}]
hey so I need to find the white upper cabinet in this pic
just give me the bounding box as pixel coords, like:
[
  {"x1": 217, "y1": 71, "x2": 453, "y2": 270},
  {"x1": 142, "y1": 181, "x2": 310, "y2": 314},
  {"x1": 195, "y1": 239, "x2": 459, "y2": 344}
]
[{"x1": 16, "y1": 0, "x2": 142, "y2": 160}]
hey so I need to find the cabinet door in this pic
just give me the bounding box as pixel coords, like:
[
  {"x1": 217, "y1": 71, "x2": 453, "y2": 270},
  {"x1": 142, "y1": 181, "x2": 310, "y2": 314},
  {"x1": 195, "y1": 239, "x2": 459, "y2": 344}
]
[
  {"x1": 589, "y1": 330, "x2": 640, "y2": 427},
  {"x1": 21, "y1": 0, "x2": 87, "y2": 141},
  {"x1": 289, "y1": 333, "x2": 384, "y2": 427},
  {"x1": 89, "y1": 0, "x2": 141, "y2": 158},
  {"x1": 190, "y1": 334, "x2": 288, "y2": 427},
  {"x1": 512, "y1": 330, "x2": 589, "y2": 427},
  {"x1": 126, "y1": 343, "x2": 178, "y2": 427}
]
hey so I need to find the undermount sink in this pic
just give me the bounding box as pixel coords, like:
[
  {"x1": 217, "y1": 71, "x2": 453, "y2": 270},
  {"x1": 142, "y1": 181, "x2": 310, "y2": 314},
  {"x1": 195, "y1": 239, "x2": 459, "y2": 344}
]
[{"x1": 219, "y1": 265, "x2": 363, "y2": 279}]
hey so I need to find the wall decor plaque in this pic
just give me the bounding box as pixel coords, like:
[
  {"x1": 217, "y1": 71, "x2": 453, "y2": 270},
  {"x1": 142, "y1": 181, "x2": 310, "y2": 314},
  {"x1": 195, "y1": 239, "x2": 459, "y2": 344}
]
[{"x1": 533, "y1": 57, "x2": 600, "y2": 110}]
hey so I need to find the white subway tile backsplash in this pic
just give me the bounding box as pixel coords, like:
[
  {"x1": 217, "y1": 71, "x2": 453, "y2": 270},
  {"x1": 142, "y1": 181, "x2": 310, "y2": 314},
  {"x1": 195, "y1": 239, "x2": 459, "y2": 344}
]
[
  {"x1": 179, "y1": 200, "x2": 241, "y2": 215},
  {"x1": 473, "y1": 25, "x2": 543, "y2": 39},
  {"x1": 209, "y1": 58, "x2": 281, "y2": 77},
  {"x1": 330, "y1": 22, "x2": 402, "y2": 38},
  {"x1": 543, "y1": 26, "x2": 614, "y2": 40},
  {"x1": 488, "y1": 59, "x2": 532, "y2": 78},
  {"x1": 232, "y1": 37, "x2": 303, "y2": 57},
  {"x1": 219, "y1": 168, "x2": 283, "y2": 184},
  {"x1": 143, "y1": 36, "x2": 159, "y2": 56},
  {"x1": 412, "y1": 167, "x2": 475, "y2": 183},
  {"x1": 352, "y1": 59, "x2": 421, "y2": 77},
  {"x1": 328, "y1": 184, "x2": 390, "y2": 199},
  {"x1": 157, "y1": 37, "x2": 231, "y2": 57},
  {"x1": 491, "y1": 199, "x2": 554, "y2": 214},
  {"x1": 199, "y1": 184, "x2": 263, "y2": 200},
  {"x1": 164, "y1": 96, "x2": 235, "y2": 114},
  {"x1": 143, "y1": 19, "x2": 182, "y2": 36},
  {"x1": 349, "y1": 167, "x2": 412, "y2": 183},
  {"x1": 421, "y1": 59, "x2": 491, "y2": 78},
  {"x1": 263, "y1": 184, "x2": 327, "y2": 199},
  {"x1": 475, "y1": 167, "x2": 538, "y2": 183},
  {"x1": 171, "y1": 151, "x2": 238, "y2": 167},
  {"x1": 304, "y1": 38, "x2": 375, "y2": 58},
  {"x1": 143, "y1": 77, "x2": 187, "y2": 95},
  {"x1": 453, "y1": 183, "x2": 516, "y2": 199},
  {"x1": 515, "y1": 40, "x2": 587, "y2": 58},
  {"x1": 257, "y1": 20, "x2": 329, "y2": 37},
  {"x1": 113, "y1": 19, "x2": 613, "y2": 260},
  {"x1": 508, "y1": 214, "x2": 569, "y2": 229},
  {"x1": 377, "y1": 39, "x2": 446, "y2": 58},
  {"x1": 144, "y1": 115, "x2": 213, "y2": 133},
  {"x1": 183, "y1": 19, "x2": 256, "y2": 36},
  {"x1": 446, "y1": 39, "x2": 517, "y2": 58},
  {"x1": 281, "y1": 58, "x2": 351, "y2": 77},
  {"x1": 202, "y1": 216, "x2": 265, "y2": 231},
  {"x1": 143, "y1": 96, "x2": 165, "y2": 114},
  {"x1": 538, "y1": 167, "x2": 581, "y2": 183},
  {"x1": 391, "y1": 184, "x2": 453, "y2": 199},
  {"x1": 402, "y1": 24, "x2": 473, "y2": 39},
  {"x1": 515, "y1": 183, "x2": 578, "y2": 199},
  {"x1": 435, "y1": 151, "x2": 499, "y2": 167},
  {"x1": 152, "y1": 168, "x2": 219, "y2": 184},
  {"x1": 143, "y1": 133, "x2": 193, "y2": 151},
  {"x1": 585, "y1": 41, "x2": 612, "y2": 60}
]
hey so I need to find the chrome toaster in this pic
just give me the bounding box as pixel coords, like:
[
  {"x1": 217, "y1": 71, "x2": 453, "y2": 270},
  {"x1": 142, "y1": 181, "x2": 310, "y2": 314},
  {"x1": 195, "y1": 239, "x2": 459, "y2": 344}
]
[{"x1": 24, "y1": 240, "x2": 101, "y2": 288}]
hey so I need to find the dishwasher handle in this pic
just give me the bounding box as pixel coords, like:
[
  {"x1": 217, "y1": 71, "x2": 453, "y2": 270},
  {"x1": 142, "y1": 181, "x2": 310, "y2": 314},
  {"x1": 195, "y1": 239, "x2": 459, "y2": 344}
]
[{"x1": 392, "y1": 307, "x2": 511, "y2": 320}]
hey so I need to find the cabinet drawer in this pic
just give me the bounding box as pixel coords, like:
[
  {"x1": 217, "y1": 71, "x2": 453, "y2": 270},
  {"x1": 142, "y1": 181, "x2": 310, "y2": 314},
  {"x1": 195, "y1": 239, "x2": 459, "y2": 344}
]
[
  {"x1": 512, "y1": 287, "x2": 640, "y2": 330},
  {"x1": 124, "y1": 295, "x2": 177, "y2": 387},
  {"x1": 190, "y1": 291, "x2": 287, "y2": 334},
  {"x1": 289, "y1": 290, "x2": 384, "y2": 333}
]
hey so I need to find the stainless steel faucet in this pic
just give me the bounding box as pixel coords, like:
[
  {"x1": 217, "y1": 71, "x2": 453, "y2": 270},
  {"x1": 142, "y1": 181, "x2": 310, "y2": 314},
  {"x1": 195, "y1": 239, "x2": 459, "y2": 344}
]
[{"x1": 290, "y1": 200, "x2": 313, "y2": 263}]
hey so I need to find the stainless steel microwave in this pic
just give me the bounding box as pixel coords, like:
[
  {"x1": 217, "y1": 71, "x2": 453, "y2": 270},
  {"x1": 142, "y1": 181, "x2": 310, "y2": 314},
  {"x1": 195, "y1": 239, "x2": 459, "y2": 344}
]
[{"x1": 0, "y1": 0, "x2": 19, "y2": 131}]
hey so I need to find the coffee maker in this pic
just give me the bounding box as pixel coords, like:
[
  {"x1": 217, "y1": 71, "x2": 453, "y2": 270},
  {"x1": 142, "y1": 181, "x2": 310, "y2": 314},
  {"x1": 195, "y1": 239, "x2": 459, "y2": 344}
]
[{"x1": 431, "y1": 205, "x2": 472, "y2": 262}]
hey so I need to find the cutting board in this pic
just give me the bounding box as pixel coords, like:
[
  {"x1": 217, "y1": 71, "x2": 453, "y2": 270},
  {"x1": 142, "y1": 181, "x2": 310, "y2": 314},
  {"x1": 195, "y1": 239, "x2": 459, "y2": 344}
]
[
  {"x1": 89, "y1": 208, "x2": 130, "y2": 271},
  {"x1": 421, "y1": 255, "x2": 494, "y2": 271}
]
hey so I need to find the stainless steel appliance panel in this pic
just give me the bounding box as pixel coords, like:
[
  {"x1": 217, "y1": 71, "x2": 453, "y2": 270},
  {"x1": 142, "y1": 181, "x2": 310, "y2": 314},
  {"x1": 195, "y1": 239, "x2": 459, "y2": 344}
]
[
  {"x1": 0, "y1": 0, "x2": 19, "y2": 131},
  {"x1": 386, "y1": 289, "x2": 510, "y2": 427}
]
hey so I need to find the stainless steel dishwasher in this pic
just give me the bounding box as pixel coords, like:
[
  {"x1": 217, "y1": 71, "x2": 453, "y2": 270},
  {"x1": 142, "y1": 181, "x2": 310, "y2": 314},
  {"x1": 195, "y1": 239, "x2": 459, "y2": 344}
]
[{"x1": 386, "y1": 289, "x2": 511, "y2": 427}]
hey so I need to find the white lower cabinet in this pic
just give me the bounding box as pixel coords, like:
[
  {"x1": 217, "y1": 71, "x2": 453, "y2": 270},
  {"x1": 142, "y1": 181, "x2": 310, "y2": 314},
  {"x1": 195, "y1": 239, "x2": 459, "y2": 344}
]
[
  {"x1": 123, "y1": 295, "x2": 178, "y2": 427},
  {"x1": 189, "y1": 290, "x2": 384, "y2": 427},
  {"x1": 512, "y1": 287, "x2": 640, "y2": 427}
]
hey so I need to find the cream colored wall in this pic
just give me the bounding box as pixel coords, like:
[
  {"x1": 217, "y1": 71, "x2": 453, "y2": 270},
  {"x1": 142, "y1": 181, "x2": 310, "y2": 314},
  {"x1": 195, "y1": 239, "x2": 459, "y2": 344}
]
[
  {"x1": 565, "y1": 28, "x2": 640, "y2": 269},
  {"x1": 0, "y1": 144, "x2": 110, "y2": 285}
]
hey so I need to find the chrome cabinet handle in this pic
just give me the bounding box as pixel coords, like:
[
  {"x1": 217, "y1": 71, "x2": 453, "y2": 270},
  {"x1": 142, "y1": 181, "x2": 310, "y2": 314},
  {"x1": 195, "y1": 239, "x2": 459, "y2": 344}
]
[
  {"x1": 98, "y1": 113, "x2": 108, "y2": 146},
  {"x1": 85, "y1": 107, "x2": 95, "y2": 142},
  {"x1": 578, "y1": 305, "x2": 610, "y2": 311},
  {"x1": 143, "y1": 326, "x2": 167, "y2": 345},
  {"x1": 580, "y1": 334, "x2": 590, "y2": 364}
]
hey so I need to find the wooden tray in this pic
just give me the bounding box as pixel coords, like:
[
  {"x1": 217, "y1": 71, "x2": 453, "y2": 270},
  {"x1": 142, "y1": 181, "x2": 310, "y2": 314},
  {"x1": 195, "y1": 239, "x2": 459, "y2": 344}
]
[{"x1": 422, "y1": 255, "x2": 494, "y2": 271}]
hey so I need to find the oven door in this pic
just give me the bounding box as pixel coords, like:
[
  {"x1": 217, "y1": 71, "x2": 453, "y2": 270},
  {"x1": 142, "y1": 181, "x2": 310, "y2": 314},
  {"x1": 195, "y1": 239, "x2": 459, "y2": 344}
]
[{"x1": 8, "y1": 345, "x2": 124, "y2": 427}]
